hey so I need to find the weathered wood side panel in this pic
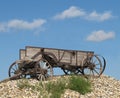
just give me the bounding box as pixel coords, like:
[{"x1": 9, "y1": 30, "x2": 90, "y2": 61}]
[
  {"x1": 77, "y1": 52, "x2": 88, "y2": 66},
  {"x1": 44, "y1": 48, "x2": 58, "y2": 60},
  {"x1": 26, "y1": 47, "x2": 41, "y2": 60},
  {"x1": 24, "y1": 46, "x2": 94, "y2": 66},
  {"x1": 19, "y1": 49, "x2": 26, "y2": 60},
  {"x1": 59, "y1": 50, "x2": 71, "y2": 63},
  {"x1": 70, "y1": 51, "x2": 77, "y2": 65}
]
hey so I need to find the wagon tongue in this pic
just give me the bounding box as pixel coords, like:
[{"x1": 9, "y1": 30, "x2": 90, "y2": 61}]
[
  {"x1": 9, "y1": 73, "x2": 22, "y2": 80},
  {"x1": 0, "y1": 73, "x2": 22, "y2": 83}
]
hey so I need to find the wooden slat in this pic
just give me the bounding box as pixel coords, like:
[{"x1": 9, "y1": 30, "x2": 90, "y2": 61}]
[
  {"x1": 26, "y1": 47, "x2": 41, "y2": 60},
  {"x1": 44, "y1": 48, "x2": 58, "y2": 59},
  {"x1": 77, "y1": 52, "x2": 87, "y2": 66},
  {"x1": 59, "y1": 51, "x2": 71, "y2": 63}
]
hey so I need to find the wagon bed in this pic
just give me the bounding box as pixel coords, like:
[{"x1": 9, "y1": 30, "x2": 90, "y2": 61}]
[{"x1": 21, "y1": 46, "x2": 94, "y2": 64}]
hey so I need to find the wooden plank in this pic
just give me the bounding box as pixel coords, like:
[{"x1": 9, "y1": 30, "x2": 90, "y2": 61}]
[
  {"x1": 44, "y1": 48, "x2": 59, "y2": 59},
  {"x1": 77, "y1": 52, "x2": 88, "y2": 66},
  {"x1": 26, "y1": 47, "x2": 41, "y2": 60},
  {"x1": 25, "y1": 46, "x2": 94, "y2": 53},
  {"x1": 59, "y1": 50, "x2": 71, "y2": 63}
]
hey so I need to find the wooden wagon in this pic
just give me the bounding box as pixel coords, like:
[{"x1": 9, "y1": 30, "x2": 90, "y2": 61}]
[{"x1": 8, "y1": 46, "x2": 106, "y2": 80}]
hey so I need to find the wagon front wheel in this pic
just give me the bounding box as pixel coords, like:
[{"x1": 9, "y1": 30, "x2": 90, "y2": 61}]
[
  {"x1": 83, "y1": 55, "x2": 103, "y2": 78},
  {"x1": 8, "y1": 60, "x2": 24, "y2": 79}
]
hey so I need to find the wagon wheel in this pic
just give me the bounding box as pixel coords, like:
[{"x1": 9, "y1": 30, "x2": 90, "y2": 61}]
[
  {"x1": 96, "y1": 55, "x2": 106, "y2": 74},
  {"x1": 63, "y1": 69, "x2": 80, "y2": 75},
  {"x1": 62, "y1": 65, "x2": 80, "y2": 75},
  {"x1": 37, "y1": 58, "x2": 53, "y2": 79},
  {"x1": 63, "y1": 69, "x2": 71, "y2": 75},
  {"x1": 37, "y1": 74, "x2": 46, "y2": 81},
  {"x1": 8, "y1": 60, "x2": 25, "y2": 79},
  {"x1": 83, "y1": 55, "x2": 103, "y2": 78}
]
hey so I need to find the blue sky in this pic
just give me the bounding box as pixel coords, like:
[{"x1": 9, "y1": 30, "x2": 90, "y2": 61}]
[{"x1": 0, "y1": 0, "x2": 120, "y2": 80}]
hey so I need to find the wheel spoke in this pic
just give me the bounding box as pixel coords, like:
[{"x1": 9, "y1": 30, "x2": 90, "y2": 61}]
[
  {"x1": 92, "y1": 70, "x2": 94, "y2": 76},
  {"x1": 95, "y1": 63, "x2": 100, "y2": 66},
  {"x1": 93, "y1": 59, "x2": 97, "y2": 64},
  {"x1": 88, "y1": 69, "x2": 91, "y2": 75},
  {"x1": 11, "y1": 67, "x2": 16, "y2": 71},
  {"x1": 95, "y1": 67, "x2": 100, "y2": 70},
  {"x1": 93, "y1": 69, "x2": 100, "y2": 75},
  {"x1": 15, "y1": 64, "x2": 18, "y2": 70},
  {"x1": 11, "y1": 71, "x2": 15, "y2": 73}
]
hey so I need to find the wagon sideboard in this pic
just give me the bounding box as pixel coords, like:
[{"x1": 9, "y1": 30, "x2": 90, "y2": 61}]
[{"x1": 20, "y1": 46, "x2": 94, "y2": 66}]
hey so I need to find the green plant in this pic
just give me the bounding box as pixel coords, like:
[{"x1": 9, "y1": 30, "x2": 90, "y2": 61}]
[
  {"x1": 17, "y1": 75, "x2": 92, "y2": 97},
  {"x1": 46, "y1": 79, "x2": 66, "y2": 98},
  {"x1": 17, "y1": 79, "x2": 48, "y2": 97},
  {"x1": 67, "y1": 75, "x2": 92, "y2": 94},
  {"x1": 17, "y1": 79, "x2": 32, "y2": 90}
]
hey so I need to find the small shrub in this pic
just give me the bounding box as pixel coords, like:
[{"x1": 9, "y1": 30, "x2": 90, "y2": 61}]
[
  {"x1": 46, "y1": 79, "x2": 66, "y2": 98},
  {"x1": 17, "y1": 79, "x2": 32, "y2": 90},
  {"x1": 67, "y1": 75, "x2": 92, "y2": 94}
]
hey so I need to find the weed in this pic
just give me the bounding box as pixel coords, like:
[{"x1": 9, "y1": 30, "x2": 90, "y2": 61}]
[
  {"x1": 67, "y1": 75, "x2": 92, "y2": 94},
  {"x1": 46, "y1": 79, "x2": 66, "y2": 98},
  {"x1": 17, "y1": 75, "x2": 92, "y2": 97}
]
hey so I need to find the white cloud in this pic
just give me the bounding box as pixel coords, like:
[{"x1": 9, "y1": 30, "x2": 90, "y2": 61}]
[
  {"x1": 53, "y1": 6, "x2": 86, "y2": 20},
  {"x1": 0, "y1": 23, "x2": 7, "y2": 32},
  {"x1": 86, "y1": 11, "x2": 112, "y2": 21},
  {"x1": 53, "y1": 6, "x2": 113, "y2": 21},
  {"x1": 86, "y1": 30, "x2": 115, "y2": 42},
  {"x1": 0, "y1": 19, "x2": 46, "y2": 32}
]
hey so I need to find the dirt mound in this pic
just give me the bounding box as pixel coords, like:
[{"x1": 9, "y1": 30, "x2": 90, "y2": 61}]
[{"x1": 0, "y1": 75, "x2": 120, "y2": 98}]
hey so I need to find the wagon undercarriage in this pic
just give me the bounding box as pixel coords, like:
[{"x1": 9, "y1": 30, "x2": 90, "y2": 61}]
[{"x1": 8, "y1": 46, "x2": 106, "y2": 81}]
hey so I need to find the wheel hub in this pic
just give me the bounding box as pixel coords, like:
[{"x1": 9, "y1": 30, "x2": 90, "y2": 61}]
[{"x1": 89, "y1": 63, "x2": 96, "y2": 70}]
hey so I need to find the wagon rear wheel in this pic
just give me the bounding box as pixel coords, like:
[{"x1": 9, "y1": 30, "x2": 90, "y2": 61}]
[
  {"x1": 83, "y1": 55, "x2": 103, "y2": 78},
  {"x1": 96, "y1": 55, "x2": 106, "y2": 75}
]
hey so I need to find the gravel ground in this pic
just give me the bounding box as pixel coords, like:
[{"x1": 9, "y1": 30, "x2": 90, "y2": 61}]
[
  {"x1": 0, "y1": 75, "x2": 120, "y2": 98},
  {"x1": 63, "y1": 75, "x2": 120, "y2": 98}
]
